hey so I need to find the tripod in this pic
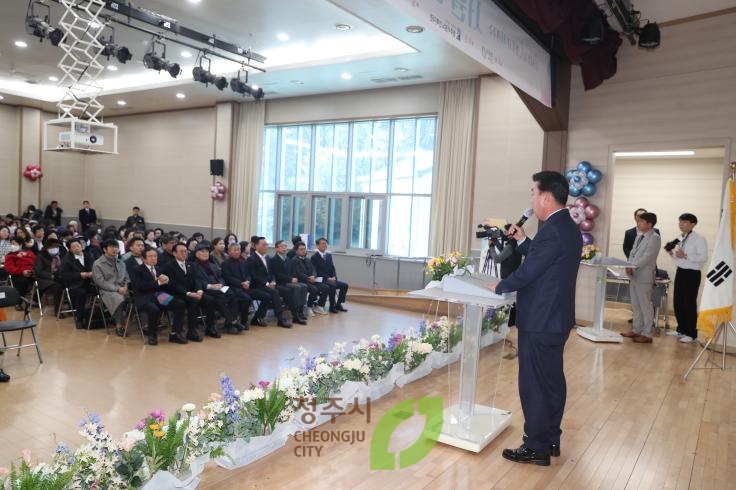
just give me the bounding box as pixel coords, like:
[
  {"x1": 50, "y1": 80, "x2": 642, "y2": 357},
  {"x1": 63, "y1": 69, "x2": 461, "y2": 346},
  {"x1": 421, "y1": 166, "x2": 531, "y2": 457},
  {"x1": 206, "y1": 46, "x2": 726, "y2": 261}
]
[
  {"x1": 481, "y1": 240, "x2": 501, "y2": 277},
  {"x1": 683, "y1": 320, "x2": 736, "y2": 379}
]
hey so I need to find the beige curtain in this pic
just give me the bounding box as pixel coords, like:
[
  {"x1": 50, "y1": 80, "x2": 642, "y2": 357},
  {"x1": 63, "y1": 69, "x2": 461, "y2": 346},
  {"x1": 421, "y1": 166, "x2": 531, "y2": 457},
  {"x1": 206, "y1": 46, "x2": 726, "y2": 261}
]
[
  {"x1": 230, "y1": 100, "x2": 265, "y2": 239},
  {"x1": 429, "y1": 78, "x2": 478, "y2": 256}
]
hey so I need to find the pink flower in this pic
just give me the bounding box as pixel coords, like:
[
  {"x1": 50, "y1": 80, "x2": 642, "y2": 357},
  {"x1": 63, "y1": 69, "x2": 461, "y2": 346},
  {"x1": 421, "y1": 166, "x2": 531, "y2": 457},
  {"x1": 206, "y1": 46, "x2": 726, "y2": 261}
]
[
  {"x1": 21, "y1": 449, "x2": 32, "y2": 464},
  {"x1": 150, "y1": 409, "x2": 165, "y2": 422},
  {"x1": 257, "y1": 380, "x2": 271, "y2": 389},
  {"x1": 209, "y1": 392, "x2": 223, "y2": 401},
  {"x1": 0, "y1": 467, "x2": 9, "y2": 477}
]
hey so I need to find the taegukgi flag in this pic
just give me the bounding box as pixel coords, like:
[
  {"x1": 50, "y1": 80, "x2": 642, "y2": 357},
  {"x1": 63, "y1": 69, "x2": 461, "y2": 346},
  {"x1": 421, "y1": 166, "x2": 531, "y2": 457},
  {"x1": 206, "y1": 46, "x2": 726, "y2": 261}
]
[{"x1": 697, "y1": 177, "x2": 735, "y2": 338}]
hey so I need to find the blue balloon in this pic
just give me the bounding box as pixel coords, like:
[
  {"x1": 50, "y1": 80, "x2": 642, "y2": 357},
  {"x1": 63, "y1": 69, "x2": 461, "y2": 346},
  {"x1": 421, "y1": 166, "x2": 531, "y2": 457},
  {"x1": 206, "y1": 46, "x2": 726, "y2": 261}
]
[
  {"x1": 587, "y1": 168, "x2": 602, "y2": 184},
  {"x1": 581, "y1": 183, "x2": 597, "y2": 196},
  {"x1": 577, "y1": 161, "x2": 592, "y2": 173},
  {"x1": 565, "y1": 169, "x2": 576, "y2": 181},
  {"x1": 569, "y1": 185, "x2": 581, "y2": 197}
]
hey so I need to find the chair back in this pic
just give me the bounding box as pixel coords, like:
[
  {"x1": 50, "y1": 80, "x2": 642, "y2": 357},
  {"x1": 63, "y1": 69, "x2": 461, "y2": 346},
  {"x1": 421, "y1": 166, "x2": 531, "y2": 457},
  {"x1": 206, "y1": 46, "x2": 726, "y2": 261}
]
[{"x1": 0, "y1": 286, "x2": 20, "y2": 308}]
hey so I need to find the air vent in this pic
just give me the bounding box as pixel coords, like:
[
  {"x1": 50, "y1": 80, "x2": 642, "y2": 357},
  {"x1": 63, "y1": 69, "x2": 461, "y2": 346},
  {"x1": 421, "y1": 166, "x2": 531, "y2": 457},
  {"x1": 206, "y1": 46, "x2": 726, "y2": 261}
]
[
  {"x1": 370, "y1": 77, "x2": 399, "y2": 83},
  {"x1": 397, "y1": 75, "x2": 423, "y2": 81}
]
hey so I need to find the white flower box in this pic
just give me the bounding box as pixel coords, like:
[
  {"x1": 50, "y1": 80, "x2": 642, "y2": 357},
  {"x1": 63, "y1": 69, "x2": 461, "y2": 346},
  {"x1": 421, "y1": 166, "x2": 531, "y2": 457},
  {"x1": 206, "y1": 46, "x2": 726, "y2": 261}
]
[
  {"x1": 355, "y1": 376, "x2": 395, "y2": 404},
  {"x1": 389, "y1": 362, "x2": 405, "y2": 384},
  {"x1": 142, "y1": 470, "x2": 200, "y2": 490},
  {"x1": 336, "y1": 381, "x2": 360, "y2": 403},
  {"x1": 429, "y1": 347, "x2": 461, "y2": 369},
  {"x1": 214, "y1": 424, "x2": 290, "y2": 470},
  {"x1": 395, "y1": 360, "x2": 433, "y2": 388},
  {"x1": 293, "y1": 402, "x2": 335, "y2": 430}
]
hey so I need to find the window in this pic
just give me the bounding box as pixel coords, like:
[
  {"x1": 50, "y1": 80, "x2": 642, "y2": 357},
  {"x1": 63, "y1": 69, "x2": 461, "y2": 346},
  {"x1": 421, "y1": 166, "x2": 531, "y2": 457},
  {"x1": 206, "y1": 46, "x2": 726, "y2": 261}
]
[{"x1": 259, "y1": 117, "x2": 436, "y2": 256}]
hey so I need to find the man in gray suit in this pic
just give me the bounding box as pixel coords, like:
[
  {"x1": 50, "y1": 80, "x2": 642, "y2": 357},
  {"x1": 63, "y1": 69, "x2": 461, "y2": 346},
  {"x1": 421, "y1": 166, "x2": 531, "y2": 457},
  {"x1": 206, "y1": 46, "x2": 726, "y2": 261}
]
[{"x1": 622, "y1": 212, "x2": 661, "y2": 343}]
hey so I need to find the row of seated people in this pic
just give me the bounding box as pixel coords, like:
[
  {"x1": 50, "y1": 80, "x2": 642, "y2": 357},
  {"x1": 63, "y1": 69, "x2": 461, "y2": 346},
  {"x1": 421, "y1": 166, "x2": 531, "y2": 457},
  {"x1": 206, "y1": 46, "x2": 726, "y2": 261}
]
[{"x1": 3, "y1": 234, "x2": 349, "y2": 346}]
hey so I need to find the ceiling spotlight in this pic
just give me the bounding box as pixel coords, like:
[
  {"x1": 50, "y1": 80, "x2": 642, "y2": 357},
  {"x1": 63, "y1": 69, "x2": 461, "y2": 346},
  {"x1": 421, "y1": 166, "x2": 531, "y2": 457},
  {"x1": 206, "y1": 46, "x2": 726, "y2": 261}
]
[
  {"x1": 277, "y1": 32, "x2": 289, "y2": 42},
  {"x1": 405, "y1": 25, "x2": 424, "y2": 34},
  {"x1": 175, "y1": 92, "x2": 186, "y2": 99},
  {"x1": 341, "y1": 72, "x2": 352, "y2": 80},
  {"x1": 192, "y1": 54, "x2": 228, "y2": 90},
  {"x1": 638, "y1": 22, "x2": 660, "y2": 49},
  {"x1": 48, "y1": 75, "x2": 59, "y2": 82},
  {"x1": 117, "y1": 100, "x2": 126, "y2": 106},
  {"x1": 25, "y1": 1, "x2": 61, "y2": 43},
  {"x1": 143, "y1": 39, "x2": 181, "y2": 78},
  {"x1": 230, "y1": 70, "x2": 264, "y2": 100},
  {"x1": 335, "y1": 23, "x2": 352, "y2": 31},
  {"x1": 48, "y1": 28, "x2": 64, "y2": 46},
  {"x1": 15, "y1": 40, "x2": 28, "y2": 48},
  {"x1": 99, "y1": 28, "x2": 132, "y2": 64},
  {"x1": 106, "y1": 65, "x2": 118, "y2": 71}
]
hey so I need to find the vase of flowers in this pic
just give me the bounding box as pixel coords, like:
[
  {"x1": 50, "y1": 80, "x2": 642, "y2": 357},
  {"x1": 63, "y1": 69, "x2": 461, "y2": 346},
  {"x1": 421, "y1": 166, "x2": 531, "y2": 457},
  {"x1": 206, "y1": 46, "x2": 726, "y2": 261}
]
[
  {"x1": 426, "y1": 251, "x2": 473, "y2": 284},
  {"x1": 581, "y1": 244, "x2": 601, "y2": 263}
]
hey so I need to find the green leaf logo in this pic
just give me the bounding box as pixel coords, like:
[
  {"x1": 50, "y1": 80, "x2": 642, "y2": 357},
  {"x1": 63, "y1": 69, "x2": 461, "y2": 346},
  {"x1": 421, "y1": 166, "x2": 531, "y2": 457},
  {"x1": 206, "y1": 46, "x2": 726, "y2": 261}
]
[{"x1": 370, "y1": 397, "x2": 443, "y2": 470}]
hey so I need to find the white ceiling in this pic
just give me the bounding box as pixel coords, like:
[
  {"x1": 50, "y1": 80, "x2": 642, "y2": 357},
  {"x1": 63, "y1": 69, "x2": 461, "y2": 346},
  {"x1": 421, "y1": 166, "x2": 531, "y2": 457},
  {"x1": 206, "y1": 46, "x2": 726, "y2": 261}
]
[{"x1": 0, "y1": 0, "x2": 731, "y2": 117}]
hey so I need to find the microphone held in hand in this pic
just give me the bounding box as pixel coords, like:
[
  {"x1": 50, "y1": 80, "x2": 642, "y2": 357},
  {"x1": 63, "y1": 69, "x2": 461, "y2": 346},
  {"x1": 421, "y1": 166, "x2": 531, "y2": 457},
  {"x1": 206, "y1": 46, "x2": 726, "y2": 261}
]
[{"x1": 516, "y1": 208, "x2": 534, "y2": 227}]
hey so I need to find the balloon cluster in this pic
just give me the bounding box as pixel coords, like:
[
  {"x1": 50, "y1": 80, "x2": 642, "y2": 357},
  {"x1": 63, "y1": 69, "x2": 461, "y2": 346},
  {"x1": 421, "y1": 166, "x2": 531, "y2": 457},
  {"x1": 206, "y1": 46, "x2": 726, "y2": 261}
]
[
  {"x1": 566, "y1": 161, "x2": 602, "y2": 197},
  {"x1": 568, "y1": 197, "x2": 600, "y2": 245},
  {"x1": 210, "y1": 181, "x2": 226, "y2": 201},
  {"x1": 23, "y1": 164, "x2": 43, "y2": 182}
]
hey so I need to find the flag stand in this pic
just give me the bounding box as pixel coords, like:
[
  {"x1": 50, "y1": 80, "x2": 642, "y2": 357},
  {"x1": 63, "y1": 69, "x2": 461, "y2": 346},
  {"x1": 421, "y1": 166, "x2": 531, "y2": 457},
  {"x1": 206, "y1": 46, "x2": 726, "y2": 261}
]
[{"x1": 683, "y1": 321, "x2": 736, "y2": 379}]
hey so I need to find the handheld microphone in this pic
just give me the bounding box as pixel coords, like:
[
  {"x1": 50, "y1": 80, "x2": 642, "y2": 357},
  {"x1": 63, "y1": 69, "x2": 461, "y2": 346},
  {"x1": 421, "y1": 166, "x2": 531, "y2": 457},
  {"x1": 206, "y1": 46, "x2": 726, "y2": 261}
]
[{"x1": 516, "y1": 208, "x2": 534, "y2": 227}]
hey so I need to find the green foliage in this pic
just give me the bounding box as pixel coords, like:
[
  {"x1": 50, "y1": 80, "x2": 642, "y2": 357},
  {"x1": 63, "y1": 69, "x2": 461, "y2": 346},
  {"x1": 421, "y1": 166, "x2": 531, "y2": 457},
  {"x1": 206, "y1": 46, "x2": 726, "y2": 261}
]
[
  {"x1": 113, "y1": 449, "x2": 145, "y2": 489},
  {"x1": 250, "y1": 382, "x2": 288, "y2": 435},
  {"x1": 140, "y1": 411, "x2": 189, "y2": 474},
  {"x1": 5, "y1": 459, "x2": 73, "y2": 490}
]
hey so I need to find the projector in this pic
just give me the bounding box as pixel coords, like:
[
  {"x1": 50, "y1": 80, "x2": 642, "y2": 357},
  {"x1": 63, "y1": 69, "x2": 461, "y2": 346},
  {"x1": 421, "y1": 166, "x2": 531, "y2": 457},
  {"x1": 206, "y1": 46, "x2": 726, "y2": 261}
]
[{"x1": 58, "y1": 132, "x2": 104, "y2": 146}]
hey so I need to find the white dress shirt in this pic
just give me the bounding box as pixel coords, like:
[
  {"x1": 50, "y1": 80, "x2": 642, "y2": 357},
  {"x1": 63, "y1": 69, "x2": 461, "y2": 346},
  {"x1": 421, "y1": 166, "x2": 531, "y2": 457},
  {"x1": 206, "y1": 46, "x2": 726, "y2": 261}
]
[{"x1": 672, "y1": 231, "x2": 707, "y2": 270}]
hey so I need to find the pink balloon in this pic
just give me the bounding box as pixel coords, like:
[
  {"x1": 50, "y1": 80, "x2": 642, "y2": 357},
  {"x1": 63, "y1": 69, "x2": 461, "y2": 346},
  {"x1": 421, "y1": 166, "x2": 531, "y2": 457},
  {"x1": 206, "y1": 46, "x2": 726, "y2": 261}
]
[
  {"x1": 580, "y1": 219, "x2": 595, "y2": 232},
  {"x1": 582, "y1": 232, "x2": 595, "y2": 245},
  {"x1": 574, "y1": 197, "x2": 589, "y2": 208},
  {"x1": 584, "y1": 204, "x2": 600, "y2": 220}
]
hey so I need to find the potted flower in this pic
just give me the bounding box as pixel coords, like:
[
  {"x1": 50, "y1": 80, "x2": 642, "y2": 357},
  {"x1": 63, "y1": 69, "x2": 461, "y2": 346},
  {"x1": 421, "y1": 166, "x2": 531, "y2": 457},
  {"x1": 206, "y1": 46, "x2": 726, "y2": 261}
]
[
  {"x1": 343, "y1": 335, "x2": 395, "y2": 402},
  {"x1": 425, "y1": 251, "x2": 473, "y2": 287},
  {"x1": 420, "y1": 317, "x2": 463, "y2": 368},
  {"x1": 481, "y1": 306, "x2": 510, "y2": 347},
  {"x1": 581, "y1": 244, "x2": 601, "y2": 263},
  {"x1": 394, "y1": 334, "x2": 434, "y2": 387}
]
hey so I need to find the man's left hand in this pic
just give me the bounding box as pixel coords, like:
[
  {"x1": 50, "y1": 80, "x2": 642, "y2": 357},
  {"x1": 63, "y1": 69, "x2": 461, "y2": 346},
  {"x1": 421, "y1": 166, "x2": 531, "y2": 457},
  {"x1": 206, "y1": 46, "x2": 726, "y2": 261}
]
[{"x1": 485, "y1": 282, "x2": 497, "y2": 293}]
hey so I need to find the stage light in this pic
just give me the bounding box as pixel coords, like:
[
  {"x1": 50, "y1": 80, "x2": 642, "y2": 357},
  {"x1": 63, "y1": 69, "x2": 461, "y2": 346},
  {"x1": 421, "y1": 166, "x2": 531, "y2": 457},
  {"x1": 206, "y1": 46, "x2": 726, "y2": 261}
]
[
  {"x1": 25, "y1": 1, "x2": 58, "y2": 43},
  {"x1": 25, "y1": 15, "x2": 50, "y2": 40},
  {"x1": 230, "y1": 71, "x2": 264, "y2": 99},
  {"x1": 638, "y1": 22, "x2": 660, "y2": 49},
  {"x1": 192, "y1": 55, "x2": 227, "y2": 90},
  {"x1": 143, "y1": 39, "x2": 181, "y2": 78},
  {"x1": 48, "y1": 27, "x2": 64, "y2": 46},
  {"x1": 102, "y1": 43, "x2": 132, "y2": 63}
]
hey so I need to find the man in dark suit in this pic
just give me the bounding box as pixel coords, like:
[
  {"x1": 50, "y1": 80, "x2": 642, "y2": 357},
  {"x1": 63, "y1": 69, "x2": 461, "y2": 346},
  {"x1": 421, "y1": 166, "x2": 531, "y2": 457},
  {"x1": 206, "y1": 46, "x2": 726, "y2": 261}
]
[
  {"x1": 129, "y1": 247, "x2": 187, "y2": 345},
  {"x1": 220, "y1": 242, "x2": 254, "y2": 328},
  {"x1": 310, "y1": 237, "x2": 348, "y2": 313},
  {"x1": 161, "y1": 242, "x2": 204, "y2": 341},
  {"x1": 78, "y1": 201, "x2": 97, "y2": 232},
  {"x1": 246, "y1": 237, "x2": 292, "y2": 328},
  {"x1": 58, "y1": 238, "x2": 94, "y2": 328},
  {"x1": 623, "y1": 208, "x2": 647, "y2": 259},
  {"x1": 289, "y1": 242, "x2": 329, "y2": 315},
  {"x1": 125, "y1": 206, "x2": 146, "y2": 231},
  {"x1": 123, "y1": 237, "x2": 145, "y2": 278},
  {"x1": 487, "y1": 171, "x2": 582, "y2": 466},
  {"x1": 270, "y1": 240, "x2": 309, "y2": 324}
]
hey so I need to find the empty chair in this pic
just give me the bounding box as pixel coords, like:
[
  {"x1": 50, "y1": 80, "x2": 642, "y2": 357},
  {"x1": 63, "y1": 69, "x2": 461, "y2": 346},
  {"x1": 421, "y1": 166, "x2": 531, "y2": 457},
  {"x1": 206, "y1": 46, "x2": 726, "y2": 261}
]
[{"x1": 0, "y1": 286, "x2": 43, "y2": 363}]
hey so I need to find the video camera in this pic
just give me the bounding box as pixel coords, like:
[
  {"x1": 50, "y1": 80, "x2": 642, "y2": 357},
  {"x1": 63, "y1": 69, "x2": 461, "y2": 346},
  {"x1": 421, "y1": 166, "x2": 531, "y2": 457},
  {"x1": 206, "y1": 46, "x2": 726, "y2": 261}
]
[
  {"x1": 663, "y1": 238, "x2": 680, "y2": 252},
  {"x1": 476, "y1": 224, "x2": 506, "y2": 241}
]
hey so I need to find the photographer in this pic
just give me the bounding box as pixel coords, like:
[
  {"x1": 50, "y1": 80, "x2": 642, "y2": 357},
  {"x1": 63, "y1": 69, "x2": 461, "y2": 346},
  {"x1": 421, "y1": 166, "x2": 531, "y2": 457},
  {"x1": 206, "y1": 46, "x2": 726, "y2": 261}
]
[
  {"x1": 478, "y1": 222, "x2": 522, "y2": 325},
  {"x1": 665, "y1": 213, "x2": 707, "y2": 344}
]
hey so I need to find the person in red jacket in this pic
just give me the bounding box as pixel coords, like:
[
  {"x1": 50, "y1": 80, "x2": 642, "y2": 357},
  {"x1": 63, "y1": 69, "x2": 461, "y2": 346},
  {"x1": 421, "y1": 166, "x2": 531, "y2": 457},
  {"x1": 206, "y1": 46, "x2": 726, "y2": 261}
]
[{"x1": 4, "y1": 236, "x2": 36, "y2": 296}]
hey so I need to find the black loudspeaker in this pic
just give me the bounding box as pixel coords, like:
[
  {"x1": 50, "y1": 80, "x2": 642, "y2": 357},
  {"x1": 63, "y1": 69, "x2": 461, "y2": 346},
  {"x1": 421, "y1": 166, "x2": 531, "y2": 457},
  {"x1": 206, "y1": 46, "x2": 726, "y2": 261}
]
[{"x1": 210, "y1": 159, "x2": 224, "y2": 176}]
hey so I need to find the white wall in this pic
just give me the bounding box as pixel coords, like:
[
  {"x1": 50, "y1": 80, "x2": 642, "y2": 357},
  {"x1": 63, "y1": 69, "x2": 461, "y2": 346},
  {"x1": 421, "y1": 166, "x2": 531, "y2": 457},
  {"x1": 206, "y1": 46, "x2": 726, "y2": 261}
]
[
  {"x1": 471, "y1": 76, "x2": 545, "y2": 253},
  {"x1": 0, "y1": 105, "x2": 19, "y2": 213},
  {"x1": 567, "y1": 11, "x2": 736, "y2": 322}
]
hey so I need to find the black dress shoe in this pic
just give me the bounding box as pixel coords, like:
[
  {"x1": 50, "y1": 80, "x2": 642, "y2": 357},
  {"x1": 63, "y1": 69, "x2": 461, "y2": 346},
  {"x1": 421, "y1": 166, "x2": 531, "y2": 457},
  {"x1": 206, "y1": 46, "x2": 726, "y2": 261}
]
[
  {"x1": 205, "y1": 328, "x2": 221, "y2": 339},
  {"x1": 522, "y1": 435, "x2": 560, "y2": 457},
  {"x1": 186, "y1": 332, "x2": 203, "y2": 342},
  {"x1": 335, "y1": 304, "x2": 348, "y2": 312},
  {"x1": 501, "y1": 445, "x2": 550, "y2": 466},
  {"x1": 147, "y1": 336, "x2": 159, "y2": 346},
  {"x1": 250, "y1": 317, "x2": 268, "y2": 327},
  {"x1": 169, "y1": 332, "x2": 188, "y2": 344},
  {"x1": 238, "y1": 322, "x2": 250, "y2": 331},
  {"x1": 0, "y1": 369, "x2": 10, "y2": 382},
  {"x1": 293, "y1": 316, "x2": 307, "y2": 325},
  {"x1": 115, "y1": 326, "x2": 125, "y2": 337},
  {"x1": 224, "y1": 324, "x2": 241, "y2": 335},
  {"x1": 329, "y1": 307, "x2": 339, "y2": 313}
]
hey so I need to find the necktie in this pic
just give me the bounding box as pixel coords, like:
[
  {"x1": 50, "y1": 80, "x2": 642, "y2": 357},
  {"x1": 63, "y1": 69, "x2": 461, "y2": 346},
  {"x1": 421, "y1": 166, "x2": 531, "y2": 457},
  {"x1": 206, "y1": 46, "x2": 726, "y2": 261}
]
[
  {"x1": 180, "y1": 262, "x2": 186, "y2": 274},
  {"x1": 150, "y1": 266, "x2": 156, "y2": 279},
  {"x1": 635, "y1": 234, "x2": 644, "y2": 249}
]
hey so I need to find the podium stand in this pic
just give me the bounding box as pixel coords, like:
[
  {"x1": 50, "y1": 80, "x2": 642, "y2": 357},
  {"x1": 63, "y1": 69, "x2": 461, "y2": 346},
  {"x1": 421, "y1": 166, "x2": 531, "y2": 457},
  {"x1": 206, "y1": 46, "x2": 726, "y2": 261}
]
[
  {"x1": 409, "y1": 278, "x2": 516, "y2": 452},
  {"x1": 576, "y1": 257, "x2": 634, "y2": 343}
]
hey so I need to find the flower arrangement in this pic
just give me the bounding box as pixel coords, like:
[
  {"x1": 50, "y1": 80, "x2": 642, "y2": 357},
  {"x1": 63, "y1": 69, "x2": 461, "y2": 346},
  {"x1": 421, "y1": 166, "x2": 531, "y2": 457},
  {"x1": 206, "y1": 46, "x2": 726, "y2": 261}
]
[
  {"x1": 481, "y1": 306, "x2": 509, "y2": 335},
  {"x1": 581, "y1": 244, "x2": 600, "y2": 261},
  {"x1": 298, "y1": 347, "x2": 344, "y2": 404},
  {"x1": 403, "y1": 338, "x2": 434, "y2": 371},
  {"x1": 342, "y1": 335, "x2": 394, "y2": 383},
  {"x1": 137, "y1": 410, "x2": 189, "y2": 475},
  {"x1": 245, "y1": 380, "x2": 290, "y2": 436},
  {"x1": 420, "y1": 317, "x2": 463, "y2": 353},
  {"x1": 426, "y1": 251, "x2": 473, "y2": 281}
]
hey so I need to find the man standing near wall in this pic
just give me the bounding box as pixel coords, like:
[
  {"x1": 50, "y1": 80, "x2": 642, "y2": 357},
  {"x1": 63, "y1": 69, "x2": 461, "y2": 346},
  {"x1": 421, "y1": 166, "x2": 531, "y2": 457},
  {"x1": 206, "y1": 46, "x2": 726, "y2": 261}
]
[
  {"x1": 486, "y1": 171, "x2": 582, "y2": 466},
  {"x1": 666, "y1": 213, "x2": 707, "y2": 344}
]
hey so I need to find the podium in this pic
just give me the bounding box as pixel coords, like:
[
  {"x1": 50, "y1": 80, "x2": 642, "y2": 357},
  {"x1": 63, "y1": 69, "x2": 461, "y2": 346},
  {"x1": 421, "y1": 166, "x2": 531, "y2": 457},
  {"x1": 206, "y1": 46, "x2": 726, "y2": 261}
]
[
  {"x1": 409, "y1": 274, "x2": 516, "y2": 452},
  {"x1": 576, "y1": 257, "x2": 634, "y2": 343}
]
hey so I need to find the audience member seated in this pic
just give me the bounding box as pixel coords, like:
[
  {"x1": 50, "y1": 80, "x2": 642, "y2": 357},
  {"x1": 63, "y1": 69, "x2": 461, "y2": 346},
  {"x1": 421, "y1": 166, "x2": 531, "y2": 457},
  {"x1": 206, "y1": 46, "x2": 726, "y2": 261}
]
[
  {"x1": 211, "y1": 237, "x2": 227, "y2": 272},
  {"x1": 271, "y1": 240, "x2": 309, "y2": 325},
  {"x1": 85, "y1": 228, "x2": 103, "y2": 261},
  {"x1": 144, "y1": 229, "x2": 157, "y2": 249},
  {"x1": 44, "y1": 200, "x2": 63, "y2": 227},
  {"x1": 246, "y1": 237, "x2": 292, "y2": 328},
  {"x1": 22, "y1": 205, "x2": 43, "y2": 223},
  {"x1": 288, "y1": 242, "x2": 329, "y2": 315},
  {"x1": 4, "y1": 237, "x2": 35, "y2": 297},
  {"x1": 186, "y1": 238, "x2": 198, "y2": 262},
  {"x1": 192, "y1": 232, "x2": 205, "y2": 243},
  {"x1": 32, "y1": 225, "x2": 45, "y2": 254},
  {"x1": 310, "y1": 237, "x2": 349, "y2": 313},
  {"x1": 130, "y1": 247, "x2": 187, "y2": 345},
  {"x1": 59, "y1": 238, "x2": 94, "y2": 328},
  {"x1": 161, "y1": 243, "x2": 204, "y2": 342},
  {"x1": 191, "y1": 243, "x2": 245, "y2": 335},
  {"x1": 33, "y1": 238, "x2": 64, "y2": 315},
  {"x1": 123, "y1": 237, "x2": 145, "y2": 276},
  {"x1": 221, "y1": 242, "x2": 254, "y2": 328},
  {"x1": 157, "y1": 234, "x2": 177, "y2": 268},
  {"x1": 0, "y1": 225, "x2": 12, "y2": 278},
  {"x1": 125, "y1": 206, "x2": 146, "y2": 231},
  {"x1": 286, "y1": 235, "x2": 302, "y2": 259},
  {"x1": 225, "y1": 233, "x2": 238, "y2": 249},
  {"x1": 92, "y1": 239, "x2": 130, "y2": 333}
]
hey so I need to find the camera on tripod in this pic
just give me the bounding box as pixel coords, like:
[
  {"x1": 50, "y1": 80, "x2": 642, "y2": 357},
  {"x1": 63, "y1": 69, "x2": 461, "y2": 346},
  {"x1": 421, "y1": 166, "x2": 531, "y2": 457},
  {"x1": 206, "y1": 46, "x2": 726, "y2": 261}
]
[
  {"x1": 663, "y1": 238, "x2": 680, "y2": 252},
  {"x1": 476, "y1": 224, "x2": 506, "y2": 241}
]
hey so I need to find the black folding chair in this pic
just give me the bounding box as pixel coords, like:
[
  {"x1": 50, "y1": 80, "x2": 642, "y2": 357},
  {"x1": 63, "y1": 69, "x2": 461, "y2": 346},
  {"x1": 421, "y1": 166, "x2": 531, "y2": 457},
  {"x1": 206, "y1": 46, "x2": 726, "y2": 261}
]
[{"x1": 0, "y1": 286, "x2": 43, "y2": 363}]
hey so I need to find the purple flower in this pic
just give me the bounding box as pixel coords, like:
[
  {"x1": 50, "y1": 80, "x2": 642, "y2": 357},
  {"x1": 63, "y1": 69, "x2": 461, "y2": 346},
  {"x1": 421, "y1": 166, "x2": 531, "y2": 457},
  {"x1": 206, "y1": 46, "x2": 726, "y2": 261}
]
[
  {"x1": 134, "y1": 420, "x2": 146, "y2": 430},
  {"x1": 418, "y1": 320, "x2": 427, "y2": 336},
  {"x1": 149, "y1": 409, "x2": 165, "y2": 423},
  {"x1": 220, "y1": 374, "x2": 241, "y2": 422},
  {"x1": 257, "y1": 380, "x2": 271, "y2": 389},
  {"x1": 303, "y1": 356, "x2": 316, "y2": 373},
  {"x1": 387, "y1": 332, "x2": 405, "y2": 351}
]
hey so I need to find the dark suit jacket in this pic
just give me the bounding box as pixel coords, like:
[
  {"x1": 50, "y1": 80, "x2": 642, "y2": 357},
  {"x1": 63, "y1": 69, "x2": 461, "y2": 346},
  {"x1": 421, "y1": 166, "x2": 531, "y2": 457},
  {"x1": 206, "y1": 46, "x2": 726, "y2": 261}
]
[
  {"x1": 191, "y1": 260, "x2": 226, "y2": 292},
  {"x1": 269, "y1": 254, "x2": 294, "y2": 285},
  {"x1": 33, "y1": 251, "x2": 60, "y2": 282},
  {"x1": 78, "y1": 208, "x2": 97, "y2": 231},
  {"x1": 221, "y1": 257, "x2": 251, "y2": 289},
  {"x1": 162, "y1": 259, "x2": 196, "y2": 298},
  {"x1": 288, "y1": 255, "x2": 316, "y2": 283},
  {"x1": 124, "y1": 256, "x2": 144, "y2": 280},
  {"x1": 44, "y1": 206, "x2": 63, "y2": 226},
  {"x1": 129, "y1": 263, "x2": 163, "y2": 306},
  {"x1": 310, "y1": 251, "x2": 337, "y2": 279},
  {"x1": 495, "y1": 209, "x2": 582, "y2": 334},
  {"x1": 246, "y1": 253, "x2": 273, "y2": 288},
  {"x1": 59, "y1": 252, "x2": 93, "y2": 289}
]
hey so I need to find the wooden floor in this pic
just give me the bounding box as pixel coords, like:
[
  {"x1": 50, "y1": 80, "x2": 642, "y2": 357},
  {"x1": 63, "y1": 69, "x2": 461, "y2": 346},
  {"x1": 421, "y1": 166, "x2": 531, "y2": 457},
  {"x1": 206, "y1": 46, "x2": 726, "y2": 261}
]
[{"x1": 0, "y1": 304, "x2": 734, "y2": 489}]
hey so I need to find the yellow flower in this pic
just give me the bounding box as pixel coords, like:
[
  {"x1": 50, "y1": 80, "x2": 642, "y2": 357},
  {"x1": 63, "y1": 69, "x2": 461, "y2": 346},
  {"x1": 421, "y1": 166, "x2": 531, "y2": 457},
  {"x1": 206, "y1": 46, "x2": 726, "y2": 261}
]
[
  {"x1": 149, "y1": 423, "x2": 160, "y2": 431},
  {"x1": 153, "y1": 430, "x2": 165, "y2": 438}
]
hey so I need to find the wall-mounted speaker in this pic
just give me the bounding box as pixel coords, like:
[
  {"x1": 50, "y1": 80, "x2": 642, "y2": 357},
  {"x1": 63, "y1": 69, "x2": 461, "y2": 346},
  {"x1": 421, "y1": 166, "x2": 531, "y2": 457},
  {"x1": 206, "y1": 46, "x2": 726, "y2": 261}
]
[{"x1": 210, "y1": 159, "x2": 224, "y2": 176}]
